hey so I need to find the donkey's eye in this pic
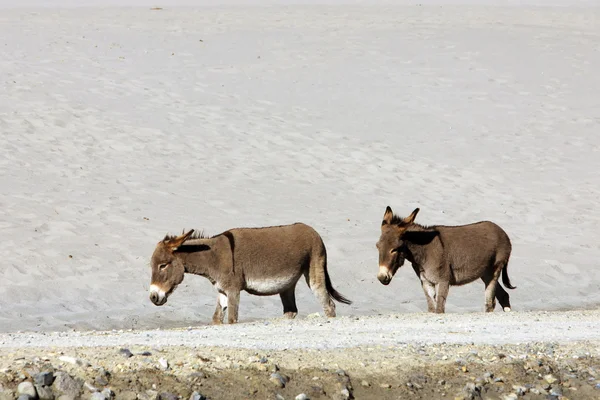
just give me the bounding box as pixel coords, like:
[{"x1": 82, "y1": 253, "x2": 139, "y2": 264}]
[
  {"x1": 390, "y1": 248, "x2": 399, "y2": 254},
  {"x1": 159, "y1": 263, "x2": 168, "y2": 270}
]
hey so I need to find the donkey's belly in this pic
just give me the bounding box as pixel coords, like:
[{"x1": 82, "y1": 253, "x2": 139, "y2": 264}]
[{"x1": 244, "y1": 276, "x2": 299, "y2": 296}]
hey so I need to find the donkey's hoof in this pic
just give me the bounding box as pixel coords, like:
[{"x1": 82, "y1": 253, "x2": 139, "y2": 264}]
[
  {"x1": 503, "y1": 307, "x2": 512, "y2": 312},
  {"x1": 283, "y1": 312, "x2": 298, "y2": 319}
]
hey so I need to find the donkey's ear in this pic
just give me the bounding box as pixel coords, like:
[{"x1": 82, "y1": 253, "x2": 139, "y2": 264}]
[
  {"x1": 166, "y1": 229, "x2": 195, "y2": 251},
  {"x1": 402, "y1": 230, "x2": 438, "y2": 245},
  {"x1": 383, "y1": 206, "x2": 393, "y2": 225},
  {"x1": 403, "y1": 208, "x2": 420, "y2": 224}
]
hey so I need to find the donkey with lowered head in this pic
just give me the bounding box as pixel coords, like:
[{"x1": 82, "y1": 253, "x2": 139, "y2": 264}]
[
  {"x1": 376, "y1": 206, "x2": 515, "y2": 313},
  {"x1": 149, "y1": 223, "x2": 352, "y2": 324}
]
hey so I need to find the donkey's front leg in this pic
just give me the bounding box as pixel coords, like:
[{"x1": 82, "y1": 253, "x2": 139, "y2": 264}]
[
  {"x1": 419, "y1": 273, "x2": 437, "y2": 313},
  {"x1": 226, "y1": 290, "x2": 241, "y2": 324},
  {"x1": 435, "y1": 281, "x2": 450, "y2": 314},
  {"x1": 212, "y1": 293, "x2": 228, "y2": 325}
]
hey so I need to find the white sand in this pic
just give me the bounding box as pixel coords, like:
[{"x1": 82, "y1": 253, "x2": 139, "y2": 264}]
[{"x1": 0, "y1": 1, "x2": 599, "y2": 334}]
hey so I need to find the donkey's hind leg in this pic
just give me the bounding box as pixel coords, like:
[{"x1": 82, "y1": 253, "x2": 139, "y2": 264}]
[
  {"x1": 495, "y1": 283, "x2": 511, "y2": 312},
  {"x1": 481, "y1": 266, "x2": 502, "y2": 312},
  {"x1": 304, "y1": 264, "x2": 336, "y2": 318},
  {"x1": 279, "y1": 287, "x2": 298, "y2": 319}
]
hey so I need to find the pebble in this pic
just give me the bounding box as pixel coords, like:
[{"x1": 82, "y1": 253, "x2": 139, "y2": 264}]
[
  {"x1": 550, "y1": 387, "x2": 563, "y2": 396},
  {"x1": 158, "y1": 358, "x2": 169, "y2": 371},
  {"x1": 379, "y1": 383, "x2": 391, "y2": 388},
  {"x1": 595, "y1": 383, "x2": 600, "y2": 390},
  {"x1": 512, "y1": 385, "x2": 528, "y2": 395},
  {"x1": 36, "y1": 385, "x2": 54, "y2": 400},
  {"x1": 336, "y1": 369, "x2": 347, "y2": 377},
  {"x1": 270, "y1": 372, "x2": 289, "y2": 388},
  {"x1": 295, "y1": 394, "x2": 310, "y2": 400},
  {"x1": 119, "y1": 348, "x2": 134, "y2": 358},
  {"x1": 189, "y1": 392, "x2": 207, "y2": 400},
  {"x1": 158, "y1": 393, "x2": 178, "y2": 400},
  {"x1": 101, "y1": 388, "x2": 115, "y2": 399},
  {"x1": 545, "y1": 374, "x2": 559, "y2": 384},
  {"x1": 503, "y1": 394, "x2": 518, "y2": 400},
  {"x1": 340, "y1": 388, "x2": 352, "y2": 400},
  {"x1": 34, "y1": 371, "x2": 54, "y2": 387},
  {"x1": 17, "y1": 396, "x2": 31, "y2": 400},
  {"x1": 360, "y1": 380, "x2": 370, "y2": 387},
  {"x1": 84, "y1": 382, "x2": 99, "y2": 392},
  {"x1": 17, "y1": 382, "x2": 36, "y2": 398}
]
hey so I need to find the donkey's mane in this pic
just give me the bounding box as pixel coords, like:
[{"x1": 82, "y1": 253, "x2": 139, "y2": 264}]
[
  {"x1": 163, "y1": 229, "x2": 211, "y2": 242},
  {"x1": 388, "y1": 215, "x2": 436, "y2": 231}
]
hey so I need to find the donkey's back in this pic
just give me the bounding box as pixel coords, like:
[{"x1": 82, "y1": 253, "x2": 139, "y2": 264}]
[
  {"x1": 437, "y1": 221, "x2": 512, "y2": 285},
  {"x1": 226, "y1": 222, "x2": 324, "y2": 271}
]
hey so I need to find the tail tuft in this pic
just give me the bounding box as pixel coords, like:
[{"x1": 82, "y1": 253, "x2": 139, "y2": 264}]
[{"x1": 325, "y1": 272, "x2": 352, "y2": 305}]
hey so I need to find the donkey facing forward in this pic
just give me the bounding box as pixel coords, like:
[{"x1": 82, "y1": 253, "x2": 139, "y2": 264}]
[
  {"x1": 376, "y1": 206, "x2": 515, "y2": 313},
  {"x1": 148, "y1": 223, "x2": 352, "y2": 324}
]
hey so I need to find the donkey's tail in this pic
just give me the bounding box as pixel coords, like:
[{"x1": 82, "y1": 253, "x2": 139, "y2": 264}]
[
  {"x1": 324, "y1": 260, "x2": 352, "y2": 305},
  {"x1": 502, "y1": 262, "x2": 516, "y2": 290}
]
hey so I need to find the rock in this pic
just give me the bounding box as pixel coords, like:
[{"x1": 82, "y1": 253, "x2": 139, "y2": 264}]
[
  {"x1": 53, "y1": 372, "x2": 83, "y2": 398},
  {"x1": 494, "y1": 377, "x2": 505, "y2": 383},
  {"x1": 340, "y1": 388, "x2": 352, "y2": 400},
  {"x1": 259, "y1": 357, "x2": 268, "y2": 364},
  {"x1": 18, "y1": 396, "x2": 33, "y2": 400},
  {"x1": 295, "y1": 395, "x2": 309, "y2": 400},
  {"x1": 188, "y1": 372, "x2": 206, "y2": 381},
  {"x1": 58, "y1": 356, "x2": 87, "y2": 367},
  {"x1": 189, "y1": 392, "x2": 206, "y2": 400},
  {"x1": 544, "y1": 374, "x2": 559, "y2": 384},
  {"x1": 158, "y1": 393, "x2": 178, "y2": 400},
  {"x1": 101, "y1": 388, "x2": 114, "y2": 399},
  {"x1": 379, "y1": 383, "x2": 391, "y2": 388},
  {"x1": 90, "y1": 393, "x2": 106, "y2": 400},
  {"x1": 549, "y1": 387, "x2": 563, "y2": 396},
  {"x1": 360, "y1": 380, "x2": 370, "y2": 387},
  {"x1": 17, "y1": 381, "x2": 37, "y2": 398},
  {"x1": 270, "y1": 373, "x2": 289, "y2": 388},
  {"x1": 502, "y1": 395, "x2": 518, "y2": 400},
  {"x1": 275, "y1": 395, "x2": 285, "y2": 400},
  {"x1": 35, "y1": 385, "x2": 54, "y2": 400},
  {"x1": 95, "y1": 376, "x2": 108, "y2": 387},
  {"x1": 595, "y1": 383, "x2": 600, "y2": 389},
  {"x1": 84, "y1": 382, "x2": 98, "y2": 393},
  {"x1": 463, "y1": 382, "x2": 481, "y2": 399},
  {"x1": 119, "y1": 348, "x2": 134, "y2": 358},
  {"x1": 158, "y1": 358, "x2": 169, "y2": 371},
  {"x1": 34, "y1": 372, "x2": 55, "y2": 387},
  {"x1": 138, "y1": 391, "x2": 159, "y2": 400},
  {"x1": 336, "y1": 369, "x2": 347, "y2": 377},
  {"x1": 512, "y1": 385, "x2": 528, "y2": 395}
]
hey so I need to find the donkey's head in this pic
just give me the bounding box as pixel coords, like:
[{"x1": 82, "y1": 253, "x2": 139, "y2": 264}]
[
  {"x1": 149, "y1": 229, "x2": 195, "y2": 306},
  {"x1": 376, "y1": 206, "x2": 420, "y2": 285}
]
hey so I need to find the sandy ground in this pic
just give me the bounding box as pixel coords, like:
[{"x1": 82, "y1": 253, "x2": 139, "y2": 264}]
[{"x1": 1, "y1": 1, "x2": 600, "y2": 336}]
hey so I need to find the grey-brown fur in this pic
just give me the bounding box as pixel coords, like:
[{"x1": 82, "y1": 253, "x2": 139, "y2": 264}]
[
  {"x1": 149, "y1": 223, "x2": 352, "y2": 324},
  {"x1": 376, "y1": 206, "x2": 515, "y2": 313}
]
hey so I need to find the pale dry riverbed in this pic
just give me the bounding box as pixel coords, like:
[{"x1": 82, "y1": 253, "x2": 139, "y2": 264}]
[{"x1": 1, "y1": 311, "x2": 600, "y2": 399}]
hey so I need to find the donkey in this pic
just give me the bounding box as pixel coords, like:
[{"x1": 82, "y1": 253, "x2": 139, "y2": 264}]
[
  {"x1": 148, "y1": 223, "x2": 352, "y2": 324},
  {"x1": 376, "y1": 206, "x2": 515, "y2": 313}
]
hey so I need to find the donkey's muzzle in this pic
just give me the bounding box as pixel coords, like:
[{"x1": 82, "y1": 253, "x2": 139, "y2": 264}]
[
  {"x1": 149, "y1": 285, "x2": 167, "y2": 306},
  {"x1": 378, "y1": 266, "x2": 392, "y2": 285}
]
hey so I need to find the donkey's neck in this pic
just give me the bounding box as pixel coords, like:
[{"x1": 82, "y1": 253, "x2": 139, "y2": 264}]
[
  {"x1": 404, "y1": 226, "x2": 440, "y2": 269},
  {"x1": 176, "y1": 236, "x2": 231, "y2": 284}
]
